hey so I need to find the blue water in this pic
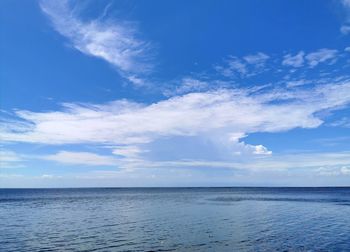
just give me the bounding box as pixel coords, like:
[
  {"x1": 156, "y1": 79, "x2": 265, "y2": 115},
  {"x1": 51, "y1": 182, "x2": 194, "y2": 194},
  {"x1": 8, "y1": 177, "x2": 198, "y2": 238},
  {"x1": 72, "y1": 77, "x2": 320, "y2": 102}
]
[{"x1": 0, "y1": 188, "x2": 350, "y2": 251}]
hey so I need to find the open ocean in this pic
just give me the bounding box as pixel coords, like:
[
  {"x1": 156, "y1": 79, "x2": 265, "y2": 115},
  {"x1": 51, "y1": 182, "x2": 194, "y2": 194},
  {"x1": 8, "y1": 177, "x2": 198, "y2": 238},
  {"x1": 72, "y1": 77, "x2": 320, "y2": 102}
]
[{"x1": 0, "y1": 187, "x2": 349, "y2": 251}]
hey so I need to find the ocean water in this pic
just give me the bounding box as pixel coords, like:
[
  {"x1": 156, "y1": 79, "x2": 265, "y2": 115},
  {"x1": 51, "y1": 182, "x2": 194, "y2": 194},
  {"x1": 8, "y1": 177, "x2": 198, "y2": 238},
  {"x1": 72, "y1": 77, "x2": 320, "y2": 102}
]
[{"x1": 0, "y1": 188, "x2": 349, "y2": 252}]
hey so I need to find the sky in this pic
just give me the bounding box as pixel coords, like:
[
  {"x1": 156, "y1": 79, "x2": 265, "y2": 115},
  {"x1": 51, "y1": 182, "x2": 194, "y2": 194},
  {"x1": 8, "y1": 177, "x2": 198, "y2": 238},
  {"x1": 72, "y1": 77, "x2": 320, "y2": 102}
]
[{"x1": 1, "y1": 0, "x2": 350, "y2": 187}]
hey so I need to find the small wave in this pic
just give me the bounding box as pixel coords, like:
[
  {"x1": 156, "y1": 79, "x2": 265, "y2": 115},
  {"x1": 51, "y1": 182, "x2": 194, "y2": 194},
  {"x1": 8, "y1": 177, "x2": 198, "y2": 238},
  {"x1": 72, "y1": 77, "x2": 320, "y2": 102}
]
[{"x1": 207, "y1": 196, "x2": 350, "y2": 204}]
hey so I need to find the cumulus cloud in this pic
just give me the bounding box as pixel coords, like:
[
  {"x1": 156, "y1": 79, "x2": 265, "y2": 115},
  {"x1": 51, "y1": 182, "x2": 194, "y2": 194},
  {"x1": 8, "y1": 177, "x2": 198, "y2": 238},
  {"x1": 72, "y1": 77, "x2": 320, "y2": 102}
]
[
  {"x1": 39, "y1": 0, "x2": 152, "y2": 85},
  {"x1": 253, "y1": 145, "x2": 272, "y2": 155}
]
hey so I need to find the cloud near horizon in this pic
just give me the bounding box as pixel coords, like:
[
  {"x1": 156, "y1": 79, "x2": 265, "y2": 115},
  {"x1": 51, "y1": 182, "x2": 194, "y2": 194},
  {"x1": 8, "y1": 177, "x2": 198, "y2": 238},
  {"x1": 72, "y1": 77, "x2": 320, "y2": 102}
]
[{"x1": 2, "y1": 80, "x2": 350, "y2": 169}]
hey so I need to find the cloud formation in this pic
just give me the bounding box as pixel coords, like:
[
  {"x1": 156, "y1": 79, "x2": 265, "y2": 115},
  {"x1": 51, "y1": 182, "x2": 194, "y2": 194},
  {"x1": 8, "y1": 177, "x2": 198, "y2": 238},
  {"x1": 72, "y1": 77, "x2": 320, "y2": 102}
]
[
  {"x1": 282, "y1": 51, "x2": 305, "y2": 68},
  {"x1": 40, "y1": 0, "x2": 152, "y2": 85},
  {"x1": 282, "y1": 49, "x2": 338, "y2": 68},
  {"x1": 215, "y1": 52, "x2": 270, "y2": 78},
  {"x1": 329, "y1": 117, "x2": 350, "y2": 128},
  {"x1": 43, "y1": 151, "x2": 118, "y2": 166},
  {"x1": 305, "y1": 49, "x2": 338, "y2": 67},
  {"x1": 340, "y1": 0, "x2": 350, "y2": 35},
  {"x1": 341, "y1": 25, "x2": 350, "y2": 35},
  {"x1": 0, "y1": 150, "x2": 23, "y2": 168},
  {"x1": 1, "y1": 1, "x2": 350, "y2": 174},
  {"x1": 2, "y1": 80, "x2": 350, "y2": 168}
]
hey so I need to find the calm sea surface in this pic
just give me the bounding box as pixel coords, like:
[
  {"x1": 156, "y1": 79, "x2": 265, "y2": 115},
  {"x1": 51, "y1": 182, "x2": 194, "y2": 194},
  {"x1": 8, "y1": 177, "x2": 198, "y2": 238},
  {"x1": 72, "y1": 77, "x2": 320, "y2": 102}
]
[{"x1": 0, "y1": 187, "x2": 349, "y2": 251}]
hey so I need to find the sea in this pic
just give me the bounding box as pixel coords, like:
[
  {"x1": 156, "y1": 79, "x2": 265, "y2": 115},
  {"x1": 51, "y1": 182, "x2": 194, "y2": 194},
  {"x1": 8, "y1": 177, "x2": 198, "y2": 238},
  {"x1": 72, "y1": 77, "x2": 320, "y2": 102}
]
[{"x1": 0, "y1": 187, "x2": 349, "y2": 251}]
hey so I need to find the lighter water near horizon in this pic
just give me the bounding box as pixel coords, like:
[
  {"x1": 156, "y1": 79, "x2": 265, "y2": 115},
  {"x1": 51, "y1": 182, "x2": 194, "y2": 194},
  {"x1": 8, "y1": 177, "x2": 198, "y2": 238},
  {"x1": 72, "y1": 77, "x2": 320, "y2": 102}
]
[{"x1": 0, "y1": 187, "x2": 350, "y2": 251}]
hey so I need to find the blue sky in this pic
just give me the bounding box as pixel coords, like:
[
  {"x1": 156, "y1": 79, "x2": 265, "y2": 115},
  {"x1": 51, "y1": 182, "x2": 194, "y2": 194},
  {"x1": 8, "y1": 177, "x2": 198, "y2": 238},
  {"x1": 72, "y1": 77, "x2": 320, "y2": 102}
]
[{"x1": 1, "y1": 0, "x2": 350, "y2": 187}]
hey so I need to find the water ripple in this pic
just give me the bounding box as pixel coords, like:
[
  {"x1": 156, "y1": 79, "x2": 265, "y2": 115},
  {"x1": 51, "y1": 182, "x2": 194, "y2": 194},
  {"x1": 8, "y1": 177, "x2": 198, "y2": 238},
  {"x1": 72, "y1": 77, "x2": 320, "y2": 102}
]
[{"x1": 0, "y1": 188, "x2": 349, "y2": 251}]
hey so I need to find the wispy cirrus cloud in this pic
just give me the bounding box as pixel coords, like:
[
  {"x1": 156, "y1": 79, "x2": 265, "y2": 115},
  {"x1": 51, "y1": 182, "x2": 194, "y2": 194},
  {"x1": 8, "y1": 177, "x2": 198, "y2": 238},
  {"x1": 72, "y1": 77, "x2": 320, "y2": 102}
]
[
  {"x1": 243, "y1": 52, "x2": 270, "y2": 66},
  {"x1": 282, "y1": 51, "x2": 305, "y2": 68},
  {"x1": 213, "y1": 48, "x2": 343, "y2": 85},
  {"x1": 305, "y1": 48, "x2": 338, "y2": 67},
  {"x1": 164, "y1": 77, "x2": 210, "y2": 96},
  {"x1": 285, "y1": 79, "x2": 309, "y2": 88},
  {"x1": 43, "y1": 151, "x2": 118, "y2": 166},
  {"x1": 339, "y1": 0, "x2": 350, "y2": 35},
  {"x1": 0, "y1": 150, "x2": 23, "y2": 168},
  {"x1": 329, "y1": 117, "x2": 350, "y2": 128},
  {"x1": 135, "y1": 151, "x2": 350, "y2": 171},
  {"x1": 317, "y1": 166, "x2": 350, "y2": 176},
  {"x1": 341, "y1": 25, "x2": 350, "y2": 35},
  {"x1": 214, "y1": 52, "x2": 269, "y2": 78},
  {"x1": 39, "y1": 0, "x2": 152, "y2": 86},
  {"x1": 33, "y1": 148, "x2": 350, "y2": 173},
  {"x1": 282, "y1": 49, "x2": 338, "y2": 68}
]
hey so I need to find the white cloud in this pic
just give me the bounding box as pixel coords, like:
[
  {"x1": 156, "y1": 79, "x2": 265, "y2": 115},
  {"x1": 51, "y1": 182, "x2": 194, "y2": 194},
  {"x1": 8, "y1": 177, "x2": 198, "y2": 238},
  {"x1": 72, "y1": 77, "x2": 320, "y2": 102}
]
[
  {"x1": 243, "y1": 52, "x2": 270, "y2": 66},
  {"x1": 253, "y1": 145, "x2": 272, "y2": 155},
  {"x1": 345, "y1": 47, "x2": 350, "y2": 52},
  {"x1": 105, "y1": 150, "x2": 350, "y2": 173},
  {"x1": 282, "y1": 51, "x2": 304, "y2": 68},
  {"x1": 219, "y1": 57, "x2": 247, "y2": 77},
  {"x1": 41, "y1": 174, "x2": 63, "y2": 179},
  {"x1": 143, "y1": 151, "x2": 350, "y2": 170},
  {"x1": 0, "y1": 87, "x2": 327, "y2": 144},
  {"x1": 112, "y1": 145, "x2": 145, "y2": 158},
  {"x1": 2, "y1": 83, "x2": 350, "y2": 146},
  {"x1": 343, "y1": 0, "x2": 350, "y2": 7},
  {"x1": 0, "y1": 150, "x2": 21, "y2": 162},
  {"x1": 40, "y1": 0, "x2": 151, "y2": 84},
  {"x1": 169, "y1": 77, "x2": 209, "y2": 95},
  {"x1": 0, "y1": 150, "x2": 23, "y2": 168},
  {"x1": 282, "y1": 49, "x2": 338, "y2": 69},
  {"x1": 286, "y1": 79, "x2": 309, "y2": 88},
  {"x1": 2, "y1": 81, "x2": 350, "y2": 169},
  {"x1": 341, "y1": 25, "x2": 350, "y2": 35},
  {"x1": 305, "y1": 48, "x2": 338, "y2": 67},
  {"x1": 317, "y1": 166, "x2": 350, "y2": 176},
  {"x1": 126, "y1": 75, "x2": 146, "y2": 87},
  {"x1": 43, "y1": 151, "x2": 118, "y2": 166},
  {"x1": 216, "y1": 53, "x2": 270, "y2": 78},
  {"x1": 340, "y1": 1, "x2": 350, "y2": 36},
  {"x1": 329, "y1": 117, "x2": 350, "y2": 128},
  {"x1": 341, "y1": 166, "x2": 350, "y2": 175}
]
